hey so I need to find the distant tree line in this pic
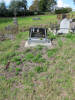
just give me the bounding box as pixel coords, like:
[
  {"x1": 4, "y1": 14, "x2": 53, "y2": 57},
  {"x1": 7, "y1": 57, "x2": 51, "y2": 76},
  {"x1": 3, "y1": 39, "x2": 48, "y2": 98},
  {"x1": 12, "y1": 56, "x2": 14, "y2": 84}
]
[
  {"x1": 0, "y1": 0, "x2": 73, "y2": 17},
  {"x1": 0, "y1": 0, "x2": 27, "y2": 17},
  {"x1": 29, "y1": 0, "x2": 56, "y2": 12}
]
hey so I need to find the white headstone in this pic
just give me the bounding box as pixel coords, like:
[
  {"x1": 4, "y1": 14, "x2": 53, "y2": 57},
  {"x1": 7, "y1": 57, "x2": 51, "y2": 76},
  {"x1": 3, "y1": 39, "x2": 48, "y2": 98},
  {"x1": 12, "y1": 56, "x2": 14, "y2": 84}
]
[{"x1": 58, "y1": 18, "x2": 70, "y2": 34}]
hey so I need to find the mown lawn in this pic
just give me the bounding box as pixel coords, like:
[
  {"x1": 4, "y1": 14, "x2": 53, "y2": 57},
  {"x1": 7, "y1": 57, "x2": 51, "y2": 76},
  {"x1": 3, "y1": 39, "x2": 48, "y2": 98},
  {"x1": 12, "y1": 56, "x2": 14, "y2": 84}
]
[
  {"x1": 0, "y1": 11, "x2": 75, "y2": 30},
  {"x1": 0, "y1": 14, "x2": 57, "y2": 30}
]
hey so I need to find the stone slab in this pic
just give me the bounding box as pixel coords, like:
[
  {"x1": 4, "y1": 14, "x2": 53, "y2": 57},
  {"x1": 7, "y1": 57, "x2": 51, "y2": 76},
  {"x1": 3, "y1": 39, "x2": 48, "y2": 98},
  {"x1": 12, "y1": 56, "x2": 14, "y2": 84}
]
[{"x1": 25, "y1": 41, "x2": 52, "y2": 47}]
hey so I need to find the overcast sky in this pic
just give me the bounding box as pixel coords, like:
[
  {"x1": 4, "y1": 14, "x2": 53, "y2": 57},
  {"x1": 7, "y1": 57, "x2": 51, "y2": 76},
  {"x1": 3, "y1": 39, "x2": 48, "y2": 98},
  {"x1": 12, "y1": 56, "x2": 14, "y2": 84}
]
[{"x1": 0, "y1": 0, "x2": 75, "y2": 9}]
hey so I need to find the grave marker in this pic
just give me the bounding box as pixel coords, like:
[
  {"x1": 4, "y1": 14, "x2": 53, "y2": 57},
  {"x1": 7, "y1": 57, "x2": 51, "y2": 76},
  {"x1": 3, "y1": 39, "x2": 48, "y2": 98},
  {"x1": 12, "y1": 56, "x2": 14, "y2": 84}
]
[{"x1": 25, "y1": 27, "x2": 51, "y2": 47}]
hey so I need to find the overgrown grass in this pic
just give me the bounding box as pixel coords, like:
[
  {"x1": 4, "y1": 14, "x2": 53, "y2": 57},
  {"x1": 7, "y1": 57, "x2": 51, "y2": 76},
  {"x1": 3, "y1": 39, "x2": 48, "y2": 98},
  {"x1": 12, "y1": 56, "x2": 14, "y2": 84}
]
[
  {"x1": 34, "y1": 65, "x2": 48, "y2": 73},
  {"x1": 47, "y1": 48, "x2": 58, "y2": 57},
  {"x1": 0, "y1": 14, "x2": 75, "y2": 100},
  {"x1": 0, "y1": 31, "x2": 28, "y2": 65}
]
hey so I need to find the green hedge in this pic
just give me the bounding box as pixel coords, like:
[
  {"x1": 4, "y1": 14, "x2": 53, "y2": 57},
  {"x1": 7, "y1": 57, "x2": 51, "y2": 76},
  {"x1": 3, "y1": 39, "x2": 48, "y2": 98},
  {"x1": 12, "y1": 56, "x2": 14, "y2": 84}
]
[{"x1": 55, "y1": 8, "x2": 72, "y2": 14}]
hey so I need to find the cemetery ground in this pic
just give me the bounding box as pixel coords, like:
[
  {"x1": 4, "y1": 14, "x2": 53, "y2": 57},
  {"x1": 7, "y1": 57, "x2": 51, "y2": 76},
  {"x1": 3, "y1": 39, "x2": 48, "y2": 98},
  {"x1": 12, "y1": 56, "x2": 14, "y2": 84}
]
[{"x1": 0, "y1": 13, "x2": 75, "y2": 100}]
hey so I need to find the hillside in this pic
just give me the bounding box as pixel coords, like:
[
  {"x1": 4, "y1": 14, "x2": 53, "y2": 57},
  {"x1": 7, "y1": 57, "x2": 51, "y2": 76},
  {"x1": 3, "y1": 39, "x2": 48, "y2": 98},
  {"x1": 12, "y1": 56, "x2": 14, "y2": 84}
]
[{"x1": 0, "y1": 14, "x2": 75, "y2": 100}]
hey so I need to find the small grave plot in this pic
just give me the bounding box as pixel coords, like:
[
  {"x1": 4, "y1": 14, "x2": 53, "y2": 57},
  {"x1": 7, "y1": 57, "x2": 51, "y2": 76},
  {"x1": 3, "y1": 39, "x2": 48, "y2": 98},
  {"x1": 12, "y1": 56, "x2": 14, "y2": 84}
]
[{"x1": 25, "y1": 27, "x2": 51, "y2": 47}]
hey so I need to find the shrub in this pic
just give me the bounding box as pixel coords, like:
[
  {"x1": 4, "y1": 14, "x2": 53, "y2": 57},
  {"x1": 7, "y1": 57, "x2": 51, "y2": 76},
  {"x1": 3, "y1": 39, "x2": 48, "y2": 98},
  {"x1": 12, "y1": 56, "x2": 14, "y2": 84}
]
[{"x1": 55, "y1": 8, "x2": 72, "y2": 14}]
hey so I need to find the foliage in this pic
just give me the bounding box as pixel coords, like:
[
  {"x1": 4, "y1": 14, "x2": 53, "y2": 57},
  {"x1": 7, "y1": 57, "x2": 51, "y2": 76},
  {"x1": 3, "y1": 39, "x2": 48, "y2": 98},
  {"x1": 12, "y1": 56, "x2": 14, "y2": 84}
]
[
  {"x1": 55, "y1": 7, "x2": 72, "y2": 14},
  {"x1": 39, "y1": 0, "x2": 56, "y2": 12},
  {"x1": 32, "y1": 53, "x2": 46, "y2": 63},
  {"x1": 0, "y1": 14, "x2": 75, "y2": 100},
  {"x1": 57, "y1": 39, "x2": 63, "y2": 47},
  {"x1": 9, "y1": 0, "x2": 27, "y2": 16},
  {"x1": 34, "y1": 65, "x2": 48, "y2": 73},
  {"x1": 47, "y1": 48, "x2": 58, "y2": 57},
  {"x1": 29, "y1": 0, "x2": 39, "y2": 11},
  {"x1": 25, "y1": 53, "x2": 34, "y2": 61},
  {"x1": 11, "y1": 56, "x2": 21, "y2": 62},
  {"x1": 15, "y1": 68, "x2": 21, "y2": 75},
  {"x1": 11, "y1": 56, "x2": 22, "y2": 65},
  {"x1": 48, "y1": 32, "x2": 56, "y2": 40},
  {"x1": 0, "y1": 2, "x2": 7, "y2": 17},
  {"x1": 0, "y1": 0, "x2": 27, "y2": 17}
]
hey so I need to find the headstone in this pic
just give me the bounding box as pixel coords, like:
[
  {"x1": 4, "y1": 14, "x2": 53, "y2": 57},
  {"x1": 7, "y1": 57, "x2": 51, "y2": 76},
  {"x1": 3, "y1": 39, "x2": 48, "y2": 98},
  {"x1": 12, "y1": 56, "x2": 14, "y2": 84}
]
[
  {"x1": 29, "y1": 27, "x2": 47, "y2": 38},
  {"x1": 32, "y1": 18, "x2": 41, "y2": 20},
  {"x1": 58, "y1": 18, "x2": 70, "y2": 34}
]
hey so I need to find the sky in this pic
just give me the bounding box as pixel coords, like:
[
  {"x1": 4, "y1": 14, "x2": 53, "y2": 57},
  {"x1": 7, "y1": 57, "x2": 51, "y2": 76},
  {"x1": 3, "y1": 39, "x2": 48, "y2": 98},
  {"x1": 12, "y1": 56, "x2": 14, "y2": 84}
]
[{"x1": 0, "y1": 0, "x2": 75, "y2": 9}]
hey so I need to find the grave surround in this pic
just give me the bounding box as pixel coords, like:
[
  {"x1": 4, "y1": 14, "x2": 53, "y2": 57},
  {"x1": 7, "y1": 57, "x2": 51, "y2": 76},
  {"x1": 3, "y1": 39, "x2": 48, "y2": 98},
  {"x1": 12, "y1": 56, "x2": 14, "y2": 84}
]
[{"x1": 25, "y1": 27, "x2": 51, "y2": 47}]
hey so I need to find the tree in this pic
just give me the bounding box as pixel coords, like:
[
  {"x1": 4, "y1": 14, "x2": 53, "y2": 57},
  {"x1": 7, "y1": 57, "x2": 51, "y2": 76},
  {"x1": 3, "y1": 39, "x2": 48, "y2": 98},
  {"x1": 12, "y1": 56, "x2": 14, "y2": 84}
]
[
  {"x1": 39, "y1": 0, "x2": 56, "y2": 12},
  {"x1": 39, "y1": 0, "x2": 48, "y2": 11},
  {"x1": 0, "y1": 1, "x2": 7, "y2": 17},
  {"x1": 9, "y1": 0, "x2": 27, "y2": 16},
  {"x1": 47, "y1": 0, "x2": 56, "y2": 11},
  {"x1": 22, "y1": 0, "x2": 27, "y2": 12},
  {"x1": 29, "y1": 0, "x2": 39, "y2": 11},
  {"x1": 55, "y1": 7, "x2": 72, "y2": 14}
]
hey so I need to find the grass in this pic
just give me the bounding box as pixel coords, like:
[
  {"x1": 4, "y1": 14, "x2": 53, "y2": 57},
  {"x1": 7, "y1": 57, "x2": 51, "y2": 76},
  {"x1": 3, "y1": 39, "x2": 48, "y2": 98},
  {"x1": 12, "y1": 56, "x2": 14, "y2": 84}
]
[
  {"x1": 57, "y1": 39, "x2": 63, "y2": 47},
  {"x1": 34, "y1": 65, "x2": 48, "y2": 73},
  {"x1": 32, "y1": 53, "x2": 46, "y2": 63},
  {"x1": 47, "y1": 48, "x2": 58, "y2": 57},
  {"x1": 0, "y1": 14, "x2": 75, "y2": 100},
  {"x1": 0, "y1": 31, "x2": 29, "y2": 65},
  {"x1": 15, "y1": 68, "x2": 21, "y2": 75},
  {"x1": 0, "y1": 15, "x2": 57, "y2": 31},
  {"x1": 25, "y1": 53, "x2": 34, "y2": 61}
]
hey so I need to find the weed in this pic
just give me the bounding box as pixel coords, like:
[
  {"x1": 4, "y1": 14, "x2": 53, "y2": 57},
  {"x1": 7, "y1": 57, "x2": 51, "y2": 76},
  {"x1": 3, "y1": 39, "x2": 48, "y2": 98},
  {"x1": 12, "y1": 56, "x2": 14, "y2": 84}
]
[
  {"x1": 47, "y1": 48, "x2": 57, "y2": 57},
  {"x1": 15, "y1": 68, "x2": 21, "y2": 75},
  {"x1": 25, "y1": 48, "x2": 31, "y2": 53},
  {"x1": 48, "y1": 32, "x2": 56, "y2": 40},
  {"x1": 35, "y1": 45, "x2": 44, "y2": 50},
  {"x1": 16, "y1": 67, "x2": 21, "y2": 72},
  {"x1": 65, "y1": 33, "x2": 73, "y2": 39},
  {"x1": 57, "y1": 39, "x2": 63, "y2": 47},
  {"x1": 22, "y1": 58, "x2": 26, "y2": 62},
  {"x1": 14, "y1": 44, "x2": 20, "y2": 49},
  {"x1": 16, "y1": 61, "x2": 22, "y2": 65},
  {"x1": 34, "y1": 65, "x2": 48, "y2": 73},
  {"x1": 32, "y1": 53, "x2": 46, "y2": 63},
  {"x1": 25, "y1": 53, "x2": 34, "y2": 61},
  {"x1": 11, "y1": 56, "x2": 22, "y2": 65},
  {"x1": 11, "y1": 56, "x2": 21, "y2": 62},
  {"x1": 28, "y1": 71, "x2": 35, "y2": 78}
]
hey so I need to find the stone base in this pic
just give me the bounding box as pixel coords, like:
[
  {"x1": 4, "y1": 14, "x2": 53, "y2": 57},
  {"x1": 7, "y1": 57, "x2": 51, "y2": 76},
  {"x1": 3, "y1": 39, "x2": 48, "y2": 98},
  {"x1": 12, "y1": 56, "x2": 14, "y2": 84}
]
[{"x1": 25, "y1": 41, "x2": 52, "y2": 47}]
